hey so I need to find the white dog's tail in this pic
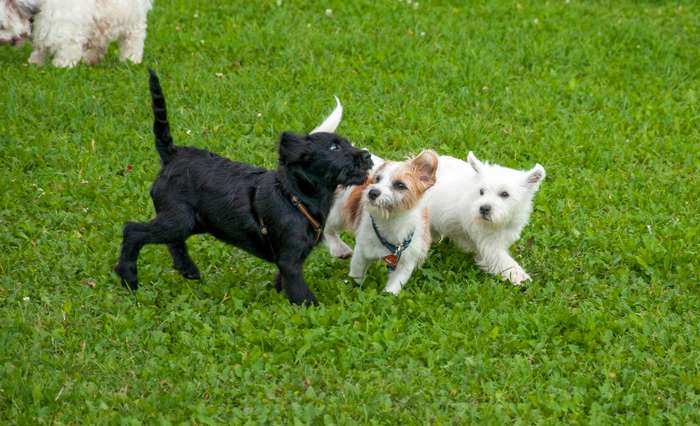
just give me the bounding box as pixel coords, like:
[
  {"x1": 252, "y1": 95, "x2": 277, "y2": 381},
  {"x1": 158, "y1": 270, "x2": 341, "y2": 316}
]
[{"x1": 310, "y1": 96, "x2": 343, "y2": 134}]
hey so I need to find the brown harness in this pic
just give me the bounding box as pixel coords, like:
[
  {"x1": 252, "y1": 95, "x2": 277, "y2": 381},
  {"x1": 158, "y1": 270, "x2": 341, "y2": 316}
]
[
  {"x1": 256, "y1": 190, "x2": 323, "y2": 245},
  {"x1": 290, "y1": 195, "x2": 322, "y2": 243}
]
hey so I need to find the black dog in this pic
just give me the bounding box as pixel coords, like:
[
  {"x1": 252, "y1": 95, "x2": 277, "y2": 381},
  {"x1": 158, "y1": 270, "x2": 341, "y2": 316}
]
[{"x1": 115, "y1": 70, "x2": 372, "y2": 305}]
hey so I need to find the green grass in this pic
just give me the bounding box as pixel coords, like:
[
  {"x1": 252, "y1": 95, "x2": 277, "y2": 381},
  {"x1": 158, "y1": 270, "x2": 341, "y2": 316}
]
[{"x1": 1, "y1": 0, "x2": 699, "y2": 423}]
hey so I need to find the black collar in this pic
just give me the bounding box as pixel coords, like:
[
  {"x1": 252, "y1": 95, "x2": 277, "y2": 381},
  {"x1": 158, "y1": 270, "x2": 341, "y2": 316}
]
[{"x1": 370, "y1": 216, "x2": 414, "y2": 271}]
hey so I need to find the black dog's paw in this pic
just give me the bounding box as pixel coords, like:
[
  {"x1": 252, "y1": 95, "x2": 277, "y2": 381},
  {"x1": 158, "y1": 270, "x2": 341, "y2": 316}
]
[
  {"x1": 171, "y1": 254, "x2": 201, "y2": 280},
  {"x1": 286, "y1": 286, "x2": 319, "y2": 306},
  {"x1": 300, "y1": 294, "x2": 319, "y2": 307},
  {"x1": 181, "y1": 270, "x2": 201, "y2": 280},
  {"x1": 114, "y1": 263, "x2": 139, "y2": 291},
  {"x1": 174, "y1": 263, "x2": 201, "y2": 280}
]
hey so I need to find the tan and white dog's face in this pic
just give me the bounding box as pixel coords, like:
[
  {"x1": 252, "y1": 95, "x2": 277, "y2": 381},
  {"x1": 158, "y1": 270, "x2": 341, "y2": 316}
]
[{"x1": 364, "y1": 150, "x2": 439, "y2": 216}]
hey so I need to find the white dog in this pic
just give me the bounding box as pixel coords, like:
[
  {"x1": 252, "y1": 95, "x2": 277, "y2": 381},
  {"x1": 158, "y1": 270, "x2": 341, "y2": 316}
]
[
  {"x1": 425, "y1": 153, "x2": 545, "y2": 285},
  {"x1": 0, "y1": 0, "x2": 152, "y2": 67},
  {"x1": 325, "y1": 150, "x2": 438, "y2": 294}
]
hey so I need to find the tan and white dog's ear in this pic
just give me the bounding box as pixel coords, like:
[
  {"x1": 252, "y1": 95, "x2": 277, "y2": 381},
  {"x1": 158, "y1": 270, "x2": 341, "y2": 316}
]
[
  {"x1": 412, "y1": 150, "x2": 439, "y2": 186},
  {"x1": 525, "y1": 164, "x2": 546, "y2": 191},
  {"x1": 467, "y1": 151, "x2": 483, "y2": 173},
  {"x1": 310, "y1": 96, "x2": 342, "y2": 134}
]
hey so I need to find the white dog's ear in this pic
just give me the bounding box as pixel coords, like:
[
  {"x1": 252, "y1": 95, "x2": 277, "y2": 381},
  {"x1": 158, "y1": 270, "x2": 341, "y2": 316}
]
[
  {"x1": 525, "y1": 164, "x2": 546, "y2": 190},
  {"x1": 467, "y1": 151, "x2": 483, "y2": 173},
  {"x1": 310, "y1": 96, "x2": 343, "y2": 134}
]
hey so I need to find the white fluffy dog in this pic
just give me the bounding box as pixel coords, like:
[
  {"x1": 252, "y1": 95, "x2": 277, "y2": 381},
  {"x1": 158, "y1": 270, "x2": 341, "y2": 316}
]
[
  {"x1": 325, "y1": 151, "x2": 438, "y2": 294},
  {"x1": 0, "y1": 0, "x2": 152, "y2": 67},
  {"x1": 425, "y1": 153, "x2": 545, "y2": 285}
]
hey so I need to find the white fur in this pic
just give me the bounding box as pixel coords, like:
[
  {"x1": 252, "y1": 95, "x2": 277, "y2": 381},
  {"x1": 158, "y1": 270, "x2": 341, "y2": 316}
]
[
  {"x1": 0, "y1": 0, "x2": 34, "y2": 44},
  {"x1": 325, "y1": 156, "x2": 387, "y2": 260},
  {"x1": 0, "y1": 0, "x2": 152, "y2": 67},
  {"x1": 310, "y1": 96, "x2": 342, "y2": 134},
  {"x1": 325, "y1": 188, "x2": 356, "y2": 260},
  {"x1": 326, "y1": 157, "x2": 435, "y2": 295},
  {"x1": 425, "y1": 152, "x2": 545, "y2": 285}
]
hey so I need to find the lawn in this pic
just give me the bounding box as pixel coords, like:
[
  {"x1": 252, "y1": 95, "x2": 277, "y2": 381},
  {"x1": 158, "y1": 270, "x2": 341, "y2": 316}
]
[{"x1": 1, "y1": 0, "x2": 699, "y2": 423}]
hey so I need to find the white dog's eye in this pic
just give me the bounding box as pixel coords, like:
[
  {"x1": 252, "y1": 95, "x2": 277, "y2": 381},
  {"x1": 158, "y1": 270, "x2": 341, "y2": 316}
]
[
  {"x1": 329, "y1": 143, "x2": 339, "y2": 151},
  {"x1": 374, "y1": 174, "x2": 382, "y2": 183},
  {"x1": 392, "y1": 181, "x2": 407, "y2": 190},
  {"x1": 499, "y1": 191, "x2": 509, "y2": 198},
  {"x1": 479, "y1": 188, "x2": 485, "y2": 196}
]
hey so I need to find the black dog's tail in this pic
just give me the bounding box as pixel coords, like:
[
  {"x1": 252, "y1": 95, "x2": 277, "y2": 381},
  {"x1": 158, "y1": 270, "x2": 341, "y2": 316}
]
[{"x1": 148, "y1": 68, "x2": 176, "y2": 165}]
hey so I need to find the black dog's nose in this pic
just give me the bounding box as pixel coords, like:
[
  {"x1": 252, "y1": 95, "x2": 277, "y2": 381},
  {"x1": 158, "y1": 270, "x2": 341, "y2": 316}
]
[
  {"x1": 362, "y1": 150, "x2": 371, "y2": 161},
  {"x1": 480, "y1": 205, "x2": 491, "y2": 216},
  {"x1": 368, "y1": 188, "x2": 381, "y2": 200}
]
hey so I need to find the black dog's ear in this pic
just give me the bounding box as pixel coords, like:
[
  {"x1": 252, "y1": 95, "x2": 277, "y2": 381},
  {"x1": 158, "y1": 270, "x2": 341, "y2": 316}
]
[{"x1": 279, "y1": 132, "x2": 310, "y2": 165}]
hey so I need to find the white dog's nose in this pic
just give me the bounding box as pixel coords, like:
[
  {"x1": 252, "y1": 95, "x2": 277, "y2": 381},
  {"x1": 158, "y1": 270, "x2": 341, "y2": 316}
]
[{"x1": 479, "y1": 205, "x2": 491, "y2": 216}]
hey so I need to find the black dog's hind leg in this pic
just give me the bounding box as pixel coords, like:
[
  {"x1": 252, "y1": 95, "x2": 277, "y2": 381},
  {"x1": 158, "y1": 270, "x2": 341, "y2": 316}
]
[
  {"x1": 115, "y1": 221, "x2": 149, "y2": 290},
  {"x1": 115, "y1": 208, "x2": 195, "y2": 290},
  {"x1": 276, "y1": 253, "x2": 318, "y2": 306},
  {"x1": 168, "y1": 241, "x2": 200, "y2": 280}
]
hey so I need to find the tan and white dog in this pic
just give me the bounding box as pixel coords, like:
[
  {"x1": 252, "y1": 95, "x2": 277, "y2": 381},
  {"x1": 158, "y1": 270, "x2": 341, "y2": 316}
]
[{"x1": 325, "y1": 151, "x2": 438, "y2": 294}]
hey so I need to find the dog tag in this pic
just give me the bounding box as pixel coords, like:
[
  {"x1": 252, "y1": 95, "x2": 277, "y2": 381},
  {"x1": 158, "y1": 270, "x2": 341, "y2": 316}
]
[{"x1": 383, "y1": 254, "x2": 399, "y2": 269}]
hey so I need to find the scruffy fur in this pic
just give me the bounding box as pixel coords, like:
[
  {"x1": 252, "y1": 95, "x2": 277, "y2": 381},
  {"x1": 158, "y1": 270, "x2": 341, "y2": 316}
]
[
  {"x1": 325, "y1": 151, "x2": 438, "y2": 294},
  {"x1": 114, "y1": 70, "x2": 373, "y2": 305},
  {"x1": 425, "y1": 152, "x2": 545, "y2": 285},
  {"x1": 0, "y1": 0, "x2": 34, "y2": 45},
  {"x1": 0, "y1": 0, "x2": 152, "y2": 67}
]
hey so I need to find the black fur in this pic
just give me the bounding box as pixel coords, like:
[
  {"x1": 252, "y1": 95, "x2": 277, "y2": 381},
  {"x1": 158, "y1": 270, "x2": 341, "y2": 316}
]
[
  {"x1": 149, "y1": 71, "x2": 175, "y2": 164},
  {"x1": 115, "y1": 70, "x2": 372, "y2": 305}
]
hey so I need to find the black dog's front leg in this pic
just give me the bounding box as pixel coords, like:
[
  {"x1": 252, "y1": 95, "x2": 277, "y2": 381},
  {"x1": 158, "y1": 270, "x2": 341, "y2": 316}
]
[
  {"x1": 274, "y1": 273, "x2": 283, "y2": 292},
  {"x1": 276, "y1": 255, "x2": 317, "y2": 306}
]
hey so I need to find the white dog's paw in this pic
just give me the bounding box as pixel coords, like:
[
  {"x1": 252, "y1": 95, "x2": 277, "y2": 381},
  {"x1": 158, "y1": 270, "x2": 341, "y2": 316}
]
[
  {"x1": 52, "y1": 57, "x2": 80, "y2": 68},
  {"x1": 383, "y1": 284, "x2": 401, "y2": 295},
  {"x1": 118, "y1": 38, "x2": 145, "y2": 64},
  {"x1": 329, "y1": 243, "x2": 353, "y2": 259},
  {"x1": 83, "y1": 48, "x2": 106, "y2": 65},
  {"x1": 504, "y1": 267, "x2": 531, "y2": 286},
  {"x1": 349, "y1": 275, "x2": 364, "y2": 285},
  {"x1": 28, "y1": 50, "x2": 46, "y2": 66},
  {"x1": 121, "y1": 54, "x2": 143, "y2": 64}
]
